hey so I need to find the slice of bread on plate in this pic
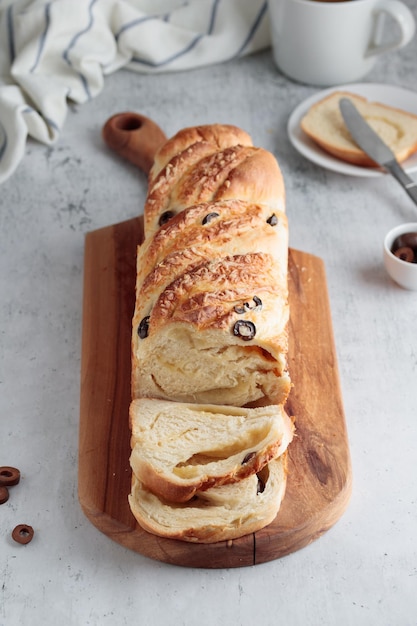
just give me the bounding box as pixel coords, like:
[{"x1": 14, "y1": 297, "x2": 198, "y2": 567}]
[
  {"x1": 300, "y1": 91, "x2": 417, "y2": 167},
  {"x1": 129, "y1": 397, "x2": 294, "y2": 503},
  {"x1": 128, "y1": 455, "x2": 288, "y2": 543}
]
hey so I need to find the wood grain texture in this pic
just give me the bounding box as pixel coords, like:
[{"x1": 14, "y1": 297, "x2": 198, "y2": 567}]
[{"x1": 78, "y1": 217, "x2": 352, "y2": 569}]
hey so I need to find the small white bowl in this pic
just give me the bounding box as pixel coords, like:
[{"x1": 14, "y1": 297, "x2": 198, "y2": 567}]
[{"x1": 383, "y1": 223, "x2": 417, "y2": 291}]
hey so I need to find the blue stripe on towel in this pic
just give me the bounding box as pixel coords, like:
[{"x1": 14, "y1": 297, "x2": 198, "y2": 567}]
[
  {"x1": 115, "y1": 15, "x2": 156, "y2": 42},
  {"x1": 22, "y1": 106, "x2": 60, "y2": 134},
  {"x1": 162, "y1": 1, "x2": 194, "y2": 24},
  {"x1": 7, "y1": 4, "x2": 16, "y2": 64},
  {"x1": 233, "y1": 0, "x2": 267, "y2": 57},
  {"x1": 43, "y1": 115, "x2": 60, "y2": 132},
  {"x1": 0, "y1": 122, "x2": 7, "y2": 163},
  {"x1": 207, "y1": 0, "x2": 220, "y2": 35},
  {"x1": 130, "y1": 32, "x2": 204, "y2": 68},
  {"x1": 30, "y1": 3, "x2": 51, "y2": 73},
  {"x1": 62, "y1": 0, "x2": 98, "y2": 100}
]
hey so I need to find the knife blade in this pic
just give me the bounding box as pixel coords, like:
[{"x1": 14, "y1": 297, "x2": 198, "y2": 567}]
[{"x1": 339, "y1": 97, "x2": 417, "y2": 208}]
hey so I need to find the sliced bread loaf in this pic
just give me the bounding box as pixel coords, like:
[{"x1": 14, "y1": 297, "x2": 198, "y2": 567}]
[
  {"x1": 128, "y1": 455, "x2": 288, "y2": 543},
  {"x1": 129, "y1": 398, "x2": 294, "y2": 503}
]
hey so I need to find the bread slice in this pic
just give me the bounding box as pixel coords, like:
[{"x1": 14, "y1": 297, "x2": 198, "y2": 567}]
[
  {"x1": 129, "y1": 398, "x2": 294, "y2": 503},
  {"x1": 128, "y1": 455, "x2": 288, "y2": 543},
  {"x1": 300, "y1": 91, "x2": 417, "y2": 167}
]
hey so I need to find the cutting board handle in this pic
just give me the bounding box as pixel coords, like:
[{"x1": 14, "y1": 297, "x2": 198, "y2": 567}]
[{"x1": 102, "y1": 112, "x2": 167, "y2": 175}]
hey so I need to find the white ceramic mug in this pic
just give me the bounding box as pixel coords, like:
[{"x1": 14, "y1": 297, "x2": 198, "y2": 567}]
[{"x1": 267, "y1": 0, "x2": 416, "y2": 86}]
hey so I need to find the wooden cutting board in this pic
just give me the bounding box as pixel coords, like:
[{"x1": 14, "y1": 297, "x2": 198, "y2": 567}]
[{"x1": 78, "y1": 216, "x2": 352, "y2": 569}]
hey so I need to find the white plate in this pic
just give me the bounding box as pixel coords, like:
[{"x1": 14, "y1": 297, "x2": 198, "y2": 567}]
[{"x1": 287, "y1": 83, "x2": 417, "y2": 178}]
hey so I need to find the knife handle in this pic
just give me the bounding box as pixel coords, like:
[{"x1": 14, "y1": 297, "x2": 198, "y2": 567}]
[{"x1": 384, "y1": 159, "x2": 417, "y2": 209}]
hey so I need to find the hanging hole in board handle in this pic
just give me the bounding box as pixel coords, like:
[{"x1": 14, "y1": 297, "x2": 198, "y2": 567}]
[{"x1": 102, "y1": 112, "x2": 167, "y2": 176}]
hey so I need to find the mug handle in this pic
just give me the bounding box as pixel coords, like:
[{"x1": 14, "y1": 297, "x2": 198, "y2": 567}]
[{"x1": 366, "y1": 0, "x2": 415, "y2": 57}]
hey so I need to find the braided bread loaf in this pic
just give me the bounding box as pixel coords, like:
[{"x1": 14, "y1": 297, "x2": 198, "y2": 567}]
[
  {"x1": 132, "y1": 124, "x2": 290, "y2": 408},
  {"x1": 129, "y1": 123, "x2": 292, "y2": 542}
]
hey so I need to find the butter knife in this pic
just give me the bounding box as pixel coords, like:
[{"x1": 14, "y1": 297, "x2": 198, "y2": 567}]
[{"x1": 339, "y1": 97, "x2": 417, "y2": 208}]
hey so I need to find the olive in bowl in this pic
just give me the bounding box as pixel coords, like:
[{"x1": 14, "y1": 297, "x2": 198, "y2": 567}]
[{"x1": 383, "y1": 223, "x2": 417, "y2": 291}]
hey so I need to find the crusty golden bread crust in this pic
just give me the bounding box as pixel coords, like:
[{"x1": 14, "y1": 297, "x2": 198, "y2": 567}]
[
  {"x1": 144, "y1": 141, "x2": 285, "y2": 237},
  {"x1": 301, "y1": 91, "x2": 417, "y2": 167},
  {"x1": 149, "y1": 123, "x2": 252, "y2": 182}
]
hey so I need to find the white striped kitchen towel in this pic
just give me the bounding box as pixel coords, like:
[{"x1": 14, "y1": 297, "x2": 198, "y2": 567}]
[{"x1": 0, "y1": 0, "x2": 271, "y2": 184}]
